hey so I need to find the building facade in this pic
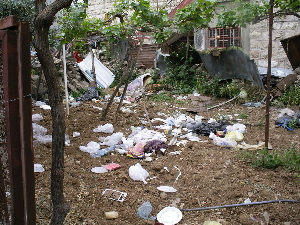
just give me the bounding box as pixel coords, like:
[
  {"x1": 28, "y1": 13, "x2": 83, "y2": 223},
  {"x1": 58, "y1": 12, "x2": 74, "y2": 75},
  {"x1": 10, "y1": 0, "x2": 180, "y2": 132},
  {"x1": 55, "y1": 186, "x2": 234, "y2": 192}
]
[{"x1": 87, "y1": 0, "x2": 300, "y2": 70}]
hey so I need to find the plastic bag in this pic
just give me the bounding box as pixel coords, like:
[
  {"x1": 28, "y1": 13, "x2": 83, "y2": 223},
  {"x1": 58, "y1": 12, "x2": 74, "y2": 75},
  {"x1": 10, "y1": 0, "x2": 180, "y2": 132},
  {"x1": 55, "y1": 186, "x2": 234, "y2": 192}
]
[
  {"x1": 32, "y1": 114, "x2": 43, "y2": 122},
  {"x1": 79, "y1": 141, "x2": 100, "y2": 154},
  {"x1": 93, "y1": 123, "x2": 114, "y2": 133},
  {"x1": 209, "y1": 133, "x2": 237, "y2": 148},
  {"x1": 226, "y1": 123, "x2": 246, "y2": 133},
  {"x1": 136, "y1": 201, "x2": 156, "y2": 220},
  {"x1": 225, "y1": 130, "x2": 244, "y2": 141},
  {"x1": 101, "y1": 132, "x2": 123, "y2": 146},
  {"x1": 129, "y1": 163, "x2": 149, "y2": 184}
]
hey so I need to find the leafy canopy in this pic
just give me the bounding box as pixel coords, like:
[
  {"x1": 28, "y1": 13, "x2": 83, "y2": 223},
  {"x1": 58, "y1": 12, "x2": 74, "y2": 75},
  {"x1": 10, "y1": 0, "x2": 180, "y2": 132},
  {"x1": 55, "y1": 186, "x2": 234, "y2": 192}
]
[{"x1": 0, "y1": 0, "x2": 35, "y2": 30}]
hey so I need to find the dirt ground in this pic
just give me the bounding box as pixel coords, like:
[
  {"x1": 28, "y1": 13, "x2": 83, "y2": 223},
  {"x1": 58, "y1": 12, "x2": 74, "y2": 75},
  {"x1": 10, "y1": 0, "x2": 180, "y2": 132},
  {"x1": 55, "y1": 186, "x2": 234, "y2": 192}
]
[{"x1": 33, "y1": 95, "x2": 300, "y2": 225}]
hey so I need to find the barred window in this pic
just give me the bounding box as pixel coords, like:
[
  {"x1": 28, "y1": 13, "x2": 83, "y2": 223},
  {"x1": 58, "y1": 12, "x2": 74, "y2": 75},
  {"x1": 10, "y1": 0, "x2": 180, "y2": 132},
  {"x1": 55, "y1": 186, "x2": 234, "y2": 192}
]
[{"x1": 207, "y1": 27, "x2": 241, "y2": 49}]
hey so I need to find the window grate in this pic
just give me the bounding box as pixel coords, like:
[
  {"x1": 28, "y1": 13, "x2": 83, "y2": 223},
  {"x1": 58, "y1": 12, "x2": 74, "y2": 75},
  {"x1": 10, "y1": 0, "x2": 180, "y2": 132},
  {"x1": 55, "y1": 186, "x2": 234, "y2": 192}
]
[{"x1": 207, "y1": 27, "x2": 241, "y2": 49}]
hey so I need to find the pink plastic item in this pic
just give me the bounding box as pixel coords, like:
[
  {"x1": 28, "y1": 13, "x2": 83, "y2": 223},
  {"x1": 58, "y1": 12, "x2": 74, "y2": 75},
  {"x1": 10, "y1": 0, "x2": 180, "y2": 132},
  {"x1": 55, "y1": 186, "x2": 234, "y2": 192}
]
[{"x1": 102, "y1": 163, "x2": 121, "y2": 171}]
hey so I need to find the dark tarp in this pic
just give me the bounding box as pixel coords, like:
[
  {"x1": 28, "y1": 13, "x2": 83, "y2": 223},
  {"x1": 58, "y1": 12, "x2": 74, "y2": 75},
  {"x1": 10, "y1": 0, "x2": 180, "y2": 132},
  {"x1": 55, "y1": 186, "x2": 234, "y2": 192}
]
[{"x1": 199, "y1": 48, "x2": 264, "y2": 89}]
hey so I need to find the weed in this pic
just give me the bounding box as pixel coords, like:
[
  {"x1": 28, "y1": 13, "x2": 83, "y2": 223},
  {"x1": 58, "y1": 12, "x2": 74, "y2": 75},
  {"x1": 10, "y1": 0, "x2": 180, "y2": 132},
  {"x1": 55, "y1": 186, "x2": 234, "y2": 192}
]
[
  {"x1": 146, "y1": 92, "x2": 175, "y2": 102},
  {"x1": 240, "y1": 146, "x2": 300, "y2": 172},
  {"x1": 70, "y1": 89, "x2": 87, "y2": 98},
  {"x1": 239, "y1": 113, "x2": 248, "y2": 119},
  {"x1": 278, "y1": 83, "x2": 300, "y2": 106}
]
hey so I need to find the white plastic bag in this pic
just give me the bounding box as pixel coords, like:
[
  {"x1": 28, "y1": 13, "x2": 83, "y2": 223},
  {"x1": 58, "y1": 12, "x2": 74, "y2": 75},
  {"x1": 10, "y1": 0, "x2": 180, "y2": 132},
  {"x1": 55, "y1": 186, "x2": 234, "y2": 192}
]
[
  {"x1": 93, "y1": 123, "x2": 114, "y2": 133},
  {"x1": 129, "y1": 163, "x2": 149, "y2": 184},
  {"x1": 226, "y1": 123, "x2": 246, "y2": 133},
  {"x1": 100, "y1": 132, "x2": 123, "y2": 146},
  {"x1": 209, "y1": 133, "x2": 237, "y2": 148},
  {"x1": 225, "y1": 130, "x2": 244, "y2": 141}
]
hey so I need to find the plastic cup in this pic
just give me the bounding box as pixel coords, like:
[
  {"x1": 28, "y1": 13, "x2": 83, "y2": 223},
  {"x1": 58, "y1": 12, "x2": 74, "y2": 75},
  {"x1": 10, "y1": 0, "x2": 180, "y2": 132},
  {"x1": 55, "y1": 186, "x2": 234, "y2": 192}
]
[{"x1": 104, "y1": 211, "x2": 118, "y2": 219}]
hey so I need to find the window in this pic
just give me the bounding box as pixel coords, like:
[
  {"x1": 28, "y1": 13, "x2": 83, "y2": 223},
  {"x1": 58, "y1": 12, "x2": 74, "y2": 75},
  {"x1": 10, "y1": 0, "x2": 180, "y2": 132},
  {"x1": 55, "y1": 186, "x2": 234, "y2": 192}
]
[{"x1": 207, "y1": 27, "x2": 241, "y2": 49}]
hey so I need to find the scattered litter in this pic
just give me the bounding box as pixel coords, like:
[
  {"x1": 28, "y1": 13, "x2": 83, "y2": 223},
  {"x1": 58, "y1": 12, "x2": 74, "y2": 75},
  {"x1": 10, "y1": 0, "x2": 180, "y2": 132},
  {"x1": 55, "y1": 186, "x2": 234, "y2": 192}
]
[
  {"x1": 102, "y1": 163, "x2": 121, "y2": 171},
  {"x1": 243, "y1": 102, "x2": 261, "y2": 107},
  {"x1": 226, "y1": 123, "x2": 247, "y2": 133},
  {"x1": 143, "y1": 140, "x2": 168, "y2": 153},
  {"x1": 168, "y1": 151, "x2": 181, "y2": 155},
  {"x1": 92, "y1": 106, "x2": 102, "y2": 110},
  {"x1": 157, "y1": 206, "x2": 182, "y2": 225},
  {"x1": 209, "y1": 133, "x2": 237, "y2": 148},
  {"x1": 157, "y1": 186, "x2": 177, "y2": 193},
  {"x1": 129, "y1": 163, "x2": 149, "y2": 184},
  {"x1": 91, "y1": 167, "x2": 108, "y2": 173},
  {"x1": 137, "y1": 201, "x2": 156, "y2": 220},
  {"x1": 79, "y1": 141, "x2": 100, "y2": 154},
  {"x1": 244, "y1": 198, "x2": 252, "y2": 204},
  {"x1": 235, "y1": 141, "x2": 265, "y2": 150},
  {"x1": 127, "y1": 142, "x2": 146, "y2": 158},
  {"x1": 102, "y1": 189, "x2": 127, "y2": 202},
  {"x1": 104, "y1": 211, "x2": 118, "y2": 220},
  {"x1": 70, "y1": 102, "x2": 80, "y2": 107},
  {"x1": 77, "y1": 87, "x2": 99, "y2": 101},
  {"x1": 193, "y1": 120, "x2": 231, "y2": 136},
  {"x1": 40, "y1": 104, "x2": 51, "y2": 110},
  {"x1": 34, "y1": 164, "x2": 45, "y2": 172},
  {"x1": 225, "y1": 130, "x2": 244, "y2": 141},
  {"x1": 93, "y1": 123, "x2": 114, "y2": 133},
  {"x1": 174, "y1": 166, "x2": 181, "y2": 182},
  {"x1": 90, "y1": 145, "x2": 115, "y2": 158},
  {"x1": 32, "y1": 114, "x2": 43, "y2": 122},
  {"x1": 32, "y1": 123, "x2": 47, "y2": 137},
  {"x1": 73, "y1": 132, "x2": 80, "y2": 137},
  {"x1": 34, "y1": 101, "x2": 47, "y2": 107},
  {"x1": 100, "y1": 132, "x2": 123, "y2": 146}
]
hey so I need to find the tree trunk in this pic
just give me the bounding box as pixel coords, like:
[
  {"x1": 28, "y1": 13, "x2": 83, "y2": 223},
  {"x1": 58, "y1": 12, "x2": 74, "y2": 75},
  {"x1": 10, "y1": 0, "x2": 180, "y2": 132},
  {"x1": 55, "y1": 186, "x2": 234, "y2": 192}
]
[{"x1": 33, "y1": 0, "x2": 73, "y2": 224}]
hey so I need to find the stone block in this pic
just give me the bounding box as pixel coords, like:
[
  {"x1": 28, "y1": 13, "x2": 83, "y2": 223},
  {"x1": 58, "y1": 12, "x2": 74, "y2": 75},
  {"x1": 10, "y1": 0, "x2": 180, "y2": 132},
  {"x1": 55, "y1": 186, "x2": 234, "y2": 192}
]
[{"x1": 250, "y1": 50, "x2": 260, "y2": 58}]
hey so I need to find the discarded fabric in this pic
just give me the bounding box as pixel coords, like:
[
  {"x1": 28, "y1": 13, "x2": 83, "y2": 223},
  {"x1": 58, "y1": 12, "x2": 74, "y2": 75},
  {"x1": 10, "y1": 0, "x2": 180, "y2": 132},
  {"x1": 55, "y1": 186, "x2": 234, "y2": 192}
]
[{"x1": 143, "y1": 140, "x2": 168, "y2": 153}]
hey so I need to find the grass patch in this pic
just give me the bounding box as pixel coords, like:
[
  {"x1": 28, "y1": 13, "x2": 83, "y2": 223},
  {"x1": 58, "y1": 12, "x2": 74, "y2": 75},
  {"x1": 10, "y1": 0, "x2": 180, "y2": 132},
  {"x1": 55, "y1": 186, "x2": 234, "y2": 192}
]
[
  {"x1": 240, "y1": 146, "x2": 300, "y2": 172},
  {"x1": 146, "y1": 92, "x2": 175, "y2": 102}
]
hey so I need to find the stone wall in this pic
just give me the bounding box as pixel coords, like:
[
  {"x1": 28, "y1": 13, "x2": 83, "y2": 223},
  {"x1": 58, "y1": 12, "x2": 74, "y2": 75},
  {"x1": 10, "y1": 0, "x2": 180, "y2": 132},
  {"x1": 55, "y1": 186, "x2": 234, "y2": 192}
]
[
  {"x1": 87, "y1": 0, "x2": 182, "y2": 19},
  {"x1": 250, "y1": 15, "x2": 300, "y2": 69}
]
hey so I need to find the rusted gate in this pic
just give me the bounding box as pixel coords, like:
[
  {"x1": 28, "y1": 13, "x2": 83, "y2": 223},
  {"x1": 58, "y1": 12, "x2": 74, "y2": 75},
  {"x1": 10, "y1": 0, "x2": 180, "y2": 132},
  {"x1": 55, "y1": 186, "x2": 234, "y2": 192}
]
[{"x1": 0, "y1": 16, "x2": 35, "y2": 225}]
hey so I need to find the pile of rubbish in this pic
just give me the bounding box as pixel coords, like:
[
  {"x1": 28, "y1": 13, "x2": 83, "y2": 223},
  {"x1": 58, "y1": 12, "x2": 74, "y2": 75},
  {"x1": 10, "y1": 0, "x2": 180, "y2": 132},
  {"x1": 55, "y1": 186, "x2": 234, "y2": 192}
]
[{"x1": 275, "y1": 108, "x2": 300, "y2": 131}]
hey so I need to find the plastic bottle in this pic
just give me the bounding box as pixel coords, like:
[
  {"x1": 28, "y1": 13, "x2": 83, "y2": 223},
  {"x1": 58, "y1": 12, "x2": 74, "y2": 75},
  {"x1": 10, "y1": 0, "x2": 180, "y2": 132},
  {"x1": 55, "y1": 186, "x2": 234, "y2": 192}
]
[{"x1": 90, "y1": 145, "x2": 115, "y2": 158}]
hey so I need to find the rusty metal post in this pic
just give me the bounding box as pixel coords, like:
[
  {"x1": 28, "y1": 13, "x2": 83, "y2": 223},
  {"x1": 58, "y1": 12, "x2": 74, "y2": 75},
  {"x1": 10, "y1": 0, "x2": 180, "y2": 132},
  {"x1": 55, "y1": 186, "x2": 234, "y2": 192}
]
[
  {"x1": 265, "y1": 0, "x2": 274, "y2": 149},
  {"x1": 2, "y1": 27, "x2": 25, "y2": 225},
  {"x1": 18, "y1": 21, "x2": 36, "y2": 225},
  {"x1": 0, "y1": 16, "x2": 35, "y2": 225}
]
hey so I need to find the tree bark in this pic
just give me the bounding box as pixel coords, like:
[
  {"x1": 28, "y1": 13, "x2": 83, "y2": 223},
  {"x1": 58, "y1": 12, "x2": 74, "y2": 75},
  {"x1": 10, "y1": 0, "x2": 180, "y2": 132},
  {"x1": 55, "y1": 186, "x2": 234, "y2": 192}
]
[{"x1": 33, "y1": 0, "x2": 73, "y2": 224}]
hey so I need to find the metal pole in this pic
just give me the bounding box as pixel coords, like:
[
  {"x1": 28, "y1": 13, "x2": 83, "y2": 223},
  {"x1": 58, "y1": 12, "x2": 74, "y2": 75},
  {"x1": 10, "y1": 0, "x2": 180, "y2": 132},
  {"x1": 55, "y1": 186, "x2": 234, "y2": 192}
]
[
  {"x1": 265, "y1": 0, "x2": 274, "y2": 149},
  {"x1": 63, "y1": 44, "x2": 70, "y2": 115}
]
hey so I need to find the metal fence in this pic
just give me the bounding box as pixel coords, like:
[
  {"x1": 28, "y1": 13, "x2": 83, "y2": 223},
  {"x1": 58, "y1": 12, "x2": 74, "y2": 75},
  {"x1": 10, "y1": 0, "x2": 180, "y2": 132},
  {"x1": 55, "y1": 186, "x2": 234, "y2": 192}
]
[{"x1": 0, "y1": 16, "x2": 35, "y2": 225}]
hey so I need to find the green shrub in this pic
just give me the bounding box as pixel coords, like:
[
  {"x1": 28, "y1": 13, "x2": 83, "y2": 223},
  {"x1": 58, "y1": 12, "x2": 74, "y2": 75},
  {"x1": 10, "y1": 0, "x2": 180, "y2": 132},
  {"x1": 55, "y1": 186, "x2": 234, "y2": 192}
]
[
  {"x1": 278, "y1": 83, "x2": 300, "y2": 106},
  {"x1": 70, "y1": 89, "x2": 87, "y2": 98}
]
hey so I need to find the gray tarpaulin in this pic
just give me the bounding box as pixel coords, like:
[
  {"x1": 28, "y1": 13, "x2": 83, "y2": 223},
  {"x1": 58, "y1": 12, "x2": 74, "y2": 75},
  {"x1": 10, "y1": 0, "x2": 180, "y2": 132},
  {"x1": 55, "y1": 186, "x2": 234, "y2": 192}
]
[{"x1": 199, "y1": 49, "x2": 264, "y2": 89}]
